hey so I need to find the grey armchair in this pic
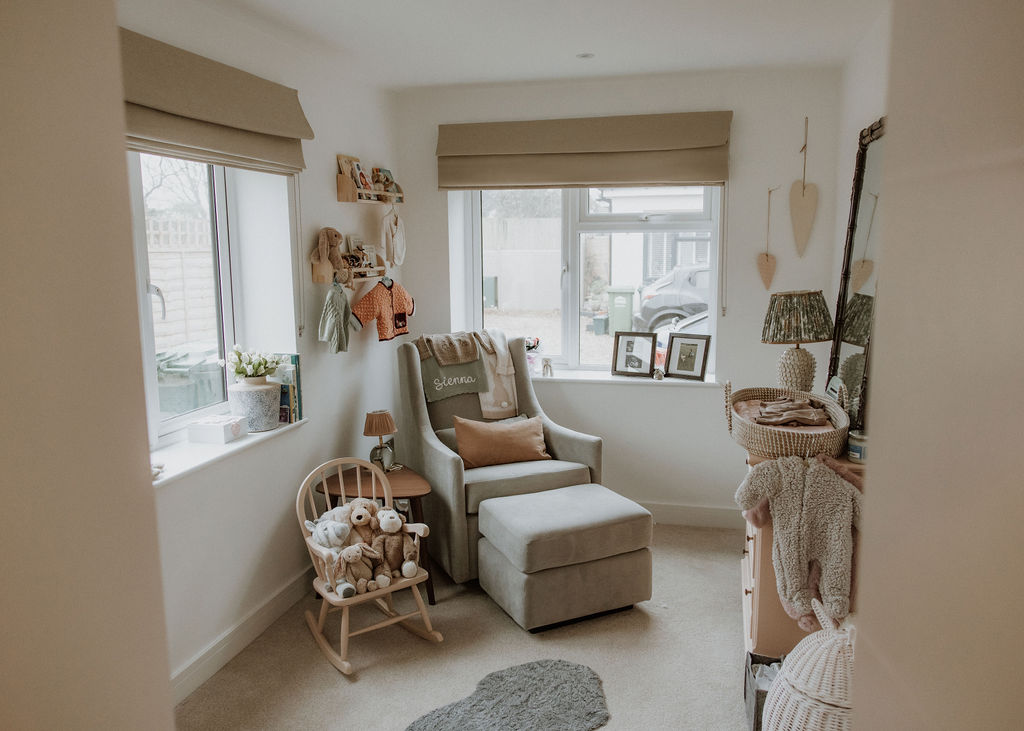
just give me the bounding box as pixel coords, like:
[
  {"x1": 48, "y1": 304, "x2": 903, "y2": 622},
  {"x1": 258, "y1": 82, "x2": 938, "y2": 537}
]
[{"x1": 396, "y1": 336, "x2": 602, "y2": 584}]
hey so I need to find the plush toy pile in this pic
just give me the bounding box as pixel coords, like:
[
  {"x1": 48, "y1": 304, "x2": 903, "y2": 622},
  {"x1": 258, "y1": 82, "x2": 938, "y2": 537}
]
[{"x1": 306, "y1": 498, "x2": 422, "y2": 598}]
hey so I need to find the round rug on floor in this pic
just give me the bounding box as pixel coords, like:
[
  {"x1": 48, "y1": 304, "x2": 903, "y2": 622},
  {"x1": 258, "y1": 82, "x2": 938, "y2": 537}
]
[{"x1": 406, "y1": 658, "x2": 610, "y2": 731}]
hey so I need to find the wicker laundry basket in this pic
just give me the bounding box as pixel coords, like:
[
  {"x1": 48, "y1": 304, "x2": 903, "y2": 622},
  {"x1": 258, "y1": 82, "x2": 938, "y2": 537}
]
[
  {"x1": 725, "y1": 382, "x2": 849, "y2": 459},
  {"x1": 762, "y1": 600, "x2": 854, "y2": 731}
]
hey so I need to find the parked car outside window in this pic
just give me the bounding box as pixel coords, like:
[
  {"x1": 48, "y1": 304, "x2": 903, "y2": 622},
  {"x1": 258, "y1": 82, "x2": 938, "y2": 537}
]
[{"x1": 632, "y1": 264, "x2": 710, "y2": 332}]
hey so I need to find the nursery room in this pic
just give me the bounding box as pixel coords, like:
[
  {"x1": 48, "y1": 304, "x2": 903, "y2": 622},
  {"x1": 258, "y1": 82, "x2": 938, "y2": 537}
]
[{"x1": 4, "y1": 1, "x2": 1023, "y2": 729}]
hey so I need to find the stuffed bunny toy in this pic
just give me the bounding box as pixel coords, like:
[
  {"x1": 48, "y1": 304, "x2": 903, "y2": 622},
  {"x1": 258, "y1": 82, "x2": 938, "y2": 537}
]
[
  {"x1": 371, "y1": 508, "x2": 419, "y2": 579},
  {"x1": 335, "y1": 543, "x2": 383, "y2": 594}
]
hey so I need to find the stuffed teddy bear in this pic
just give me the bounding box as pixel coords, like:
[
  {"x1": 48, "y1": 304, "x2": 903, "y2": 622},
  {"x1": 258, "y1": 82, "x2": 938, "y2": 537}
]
[
  {"x1": 334, "y1": 543, "x2": 383, "y2": 594},
  {"x1": 371, "y1": 508, "x2": 419, "y2": 579},
  {"x1": 304, "y1": 518, "x2": 355, "y2": 597},
  {"x1": 347, "y1": 497, "x2": 380, "y2": 545}
]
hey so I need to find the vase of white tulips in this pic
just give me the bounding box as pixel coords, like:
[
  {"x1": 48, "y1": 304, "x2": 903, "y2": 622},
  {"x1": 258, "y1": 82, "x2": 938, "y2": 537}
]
[{"x1": 222, "y1": 346, "x2": 284, "y2": 432}]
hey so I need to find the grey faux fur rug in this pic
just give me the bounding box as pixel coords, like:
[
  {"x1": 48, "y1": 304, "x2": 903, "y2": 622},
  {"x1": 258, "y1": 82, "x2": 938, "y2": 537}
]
[{"x1": 406, "y1": 658, "x2": 610, "y2": 731}]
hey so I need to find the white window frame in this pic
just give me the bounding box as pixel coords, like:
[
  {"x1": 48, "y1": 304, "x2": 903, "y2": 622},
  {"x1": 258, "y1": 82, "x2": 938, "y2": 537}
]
[
  {"x1": 464, "y1": 187, "x2": 723, "y2": 372},
  {"x1": 128, "y1": 152, "x2": 238, "y2": 448}
]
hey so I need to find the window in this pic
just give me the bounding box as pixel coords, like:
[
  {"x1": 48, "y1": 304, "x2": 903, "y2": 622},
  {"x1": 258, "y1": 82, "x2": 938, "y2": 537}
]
[
  {"x1": 466, "y1": 186, "x2": 721, "y2": 371},
  {"x1": 128, "y1": 152, "x2": 298, "y2": 447}
]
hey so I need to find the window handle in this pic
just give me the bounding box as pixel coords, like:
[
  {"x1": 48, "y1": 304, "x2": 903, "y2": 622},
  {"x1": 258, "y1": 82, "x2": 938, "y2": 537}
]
[{"x1": 147, "y1": 281, "x2": 166, "y2": 320}]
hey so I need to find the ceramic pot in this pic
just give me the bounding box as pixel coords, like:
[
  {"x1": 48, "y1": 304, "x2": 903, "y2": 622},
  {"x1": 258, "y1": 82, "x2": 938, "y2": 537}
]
[{"x1": 228, "y1": 375, "x2": 279, "y2": 432}]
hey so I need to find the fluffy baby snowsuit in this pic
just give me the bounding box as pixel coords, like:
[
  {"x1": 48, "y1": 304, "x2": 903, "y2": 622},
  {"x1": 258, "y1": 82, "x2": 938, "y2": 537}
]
[{"x1": 735, "y1": 455, "x2": 862, "y2": 620}]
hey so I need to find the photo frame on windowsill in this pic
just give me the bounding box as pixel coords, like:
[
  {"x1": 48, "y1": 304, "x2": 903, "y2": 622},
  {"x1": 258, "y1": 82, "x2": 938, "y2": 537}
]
[
  {"x1": 665, "y1": 333, "x2": 711, "y2": 381},
  {"x1": 612, "y1": 331, "x2": 656, "y2": 377}
]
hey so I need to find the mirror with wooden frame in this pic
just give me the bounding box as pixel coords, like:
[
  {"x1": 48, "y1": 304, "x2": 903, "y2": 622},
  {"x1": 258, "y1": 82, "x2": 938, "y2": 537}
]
[{"x1": 828, "y1": 116, "x2": 885, "y2": 432}]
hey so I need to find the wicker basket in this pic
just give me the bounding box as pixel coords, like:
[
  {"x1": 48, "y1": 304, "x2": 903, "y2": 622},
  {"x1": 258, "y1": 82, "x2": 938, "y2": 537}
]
[
  {"x1": 762, "y1": 600, "x2": 855, "y2": 731},
  {"x1": 725, "y1": 382, "x2": 849, "y2": 459}
]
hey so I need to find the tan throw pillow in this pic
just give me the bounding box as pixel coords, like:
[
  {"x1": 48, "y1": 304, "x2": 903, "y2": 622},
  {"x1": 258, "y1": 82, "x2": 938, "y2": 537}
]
[{"x1": 452, "y1": 414, "x2": 551, "y2": 468}]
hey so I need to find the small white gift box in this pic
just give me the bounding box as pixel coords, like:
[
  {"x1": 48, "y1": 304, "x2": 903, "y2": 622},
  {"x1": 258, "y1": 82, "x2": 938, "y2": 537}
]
[{"x1": 187, "y1": 414, "x2": 248, "y2": 444}]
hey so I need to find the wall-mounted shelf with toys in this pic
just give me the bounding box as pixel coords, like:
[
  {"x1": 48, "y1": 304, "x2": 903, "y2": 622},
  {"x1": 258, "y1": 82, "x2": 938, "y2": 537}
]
[
  {"x1": 310, "y1": 228, "x2": 387, "y2": 288},
  {"x1": 336, "y1": 154, "x2": 405, "y2": 204}
]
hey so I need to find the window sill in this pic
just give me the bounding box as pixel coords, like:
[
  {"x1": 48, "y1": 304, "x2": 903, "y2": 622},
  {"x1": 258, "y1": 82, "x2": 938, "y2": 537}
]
[
  {"x1": 151, "y1": 418, "x2": 309, "y2": 488},
  {"x1": 531, "y1": 370, "x2": 721, "y2": 387}
]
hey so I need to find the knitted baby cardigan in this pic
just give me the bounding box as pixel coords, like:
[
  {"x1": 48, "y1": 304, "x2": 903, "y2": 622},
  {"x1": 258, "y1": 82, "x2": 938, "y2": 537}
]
[{"x1": 735, "y1": 456, "x2": 862, "y2": 620}]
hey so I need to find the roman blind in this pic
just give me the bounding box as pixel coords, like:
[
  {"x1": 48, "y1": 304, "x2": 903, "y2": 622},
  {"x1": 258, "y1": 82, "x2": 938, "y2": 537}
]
[
  {"x1": 119, "y1": 28, "x2": 314, "y2": 173},
  {"x1": 436, "y1": 111, "x2": 732, "y2": 190}
]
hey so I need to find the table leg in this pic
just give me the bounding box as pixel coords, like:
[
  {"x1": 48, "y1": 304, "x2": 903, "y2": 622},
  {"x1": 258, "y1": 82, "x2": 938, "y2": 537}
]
[{"x1": 410, "y1": 496, "x2": 436, "y2": 605}]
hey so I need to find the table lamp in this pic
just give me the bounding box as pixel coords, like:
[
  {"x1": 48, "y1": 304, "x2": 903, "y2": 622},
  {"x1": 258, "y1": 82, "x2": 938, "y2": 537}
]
[
  {"x1": 761, "y1": 289, "x2": 835, "y2": 392},
  {"x1": 363, "y1": 409, "x2": 399, "y2": 470},
  {"x1": 839, "y1": 293, "x2": 874, "y2": 405}
]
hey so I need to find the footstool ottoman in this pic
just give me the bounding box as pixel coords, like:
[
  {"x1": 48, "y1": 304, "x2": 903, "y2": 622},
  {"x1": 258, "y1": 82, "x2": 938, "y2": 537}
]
[{"x1": 477, "y1": 483, "x2": 653, "y2": 630}]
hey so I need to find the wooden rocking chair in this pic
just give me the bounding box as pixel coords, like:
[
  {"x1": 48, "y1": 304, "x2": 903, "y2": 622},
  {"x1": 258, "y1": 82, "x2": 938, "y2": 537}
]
[{"x1": 296, "y1": 457, "x2": 442, "y2": 675}]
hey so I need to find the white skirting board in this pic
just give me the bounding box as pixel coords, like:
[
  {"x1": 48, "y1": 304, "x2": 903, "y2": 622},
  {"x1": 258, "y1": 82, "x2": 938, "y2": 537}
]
[
  {"x1": 170, "y1": 567, "x2": 313, "y2": 704},
  {"x1": 640, "y1": 501, "x2": 745, "y2": 530}
]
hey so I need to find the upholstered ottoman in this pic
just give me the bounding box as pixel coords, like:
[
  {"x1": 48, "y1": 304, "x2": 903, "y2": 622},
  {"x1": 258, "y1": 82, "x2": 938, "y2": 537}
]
[{"x1": 477, "y1": 483, "x2": 653, "y2": 630}]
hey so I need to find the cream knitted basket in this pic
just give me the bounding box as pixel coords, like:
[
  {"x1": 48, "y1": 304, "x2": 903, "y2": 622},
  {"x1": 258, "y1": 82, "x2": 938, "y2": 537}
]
[
  {"x1": 724, "y1": 382, "x2": 849, "y2": 459},
  {"x1": 762, "y1": 599, "x2": 855, "y2": 731}
]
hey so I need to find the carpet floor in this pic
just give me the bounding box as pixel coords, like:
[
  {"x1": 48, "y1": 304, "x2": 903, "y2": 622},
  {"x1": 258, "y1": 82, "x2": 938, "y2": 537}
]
[{"x1": 175, "y1": 524, "x2": 747, "y2": 730}]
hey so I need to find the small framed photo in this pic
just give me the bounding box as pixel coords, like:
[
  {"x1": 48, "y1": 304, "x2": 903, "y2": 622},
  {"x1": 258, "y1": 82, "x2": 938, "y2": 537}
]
[
  {"x1": 665, "y1": 333, "x2": 710, "y2": 381},
  {"x1": 612, "y1": 331, "x2": 656, "y2": 377}
]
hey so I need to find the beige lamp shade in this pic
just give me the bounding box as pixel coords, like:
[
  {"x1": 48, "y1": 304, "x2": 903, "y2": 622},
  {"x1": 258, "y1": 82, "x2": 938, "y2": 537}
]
[
  {"x1": 761, "y1": 290, "x2": 835, "y2": 345},
  {"x1": 363, "y1": 410, "x2": 398, "y2": 438},
  {"x1": 840, "y1": 293, "x2": 874, "y2": 347}
]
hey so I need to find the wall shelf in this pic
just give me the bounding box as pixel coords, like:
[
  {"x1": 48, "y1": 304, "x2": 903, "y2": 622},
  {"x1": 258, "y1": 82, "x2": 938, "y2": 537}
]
[{"x1": 335, "y1": 154, "x2": 405, "y2": 204}]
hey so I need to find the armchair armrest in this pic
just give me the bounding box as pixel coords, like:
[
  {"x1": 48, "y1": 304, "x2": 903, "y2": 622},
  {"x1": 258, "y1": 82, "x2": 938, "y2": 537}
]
[{"x1": 541, "y1": 417, "x2": 603, "y2": 485}]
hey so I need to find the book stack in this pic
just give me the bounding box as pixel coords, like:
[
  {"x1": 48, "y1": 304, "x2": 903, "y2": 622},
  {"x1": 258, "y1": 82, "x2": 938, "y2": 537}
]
[{"x1": 268, "y1": 353, "x2": 303, "y2": 424}]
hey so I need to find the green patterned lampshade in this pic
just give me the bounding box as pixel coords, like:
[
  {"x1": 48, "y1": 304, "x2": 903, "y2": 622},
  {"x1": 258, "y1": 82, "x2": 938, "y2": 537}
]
[
  {"x1": 761, "y1": 290, "x2": 835, "y2": 345},
  {"x1": 841, "y1": 293, "x2": 874, "y2": 347}
]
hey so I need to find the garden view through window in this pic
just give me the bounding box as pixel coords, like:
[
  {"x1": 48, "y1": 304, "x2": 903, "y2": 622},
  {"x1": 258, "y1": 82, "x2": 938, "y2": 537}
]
[{"x1": 479, "y1": 187, "x2": 719, "y2": 370}]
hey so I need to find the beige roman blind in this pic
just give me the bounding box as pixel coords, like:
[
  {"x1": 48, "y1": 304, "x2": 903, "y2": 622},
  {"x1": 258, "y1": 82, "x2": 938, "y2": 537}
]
[
  {"x1": 119, "y1": 28, "x2": 314, "y2": 172},
  {"x1": 436, "y1": 111, "x2": 732, "y2": 190}
]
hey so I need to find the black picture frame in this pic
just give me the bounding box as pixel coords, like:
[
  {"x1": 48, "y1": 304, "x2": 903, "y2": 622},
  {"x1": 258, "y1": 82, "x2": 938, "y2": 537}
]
[
  {"x1": 665, "y1": 333, "x2": 711, "y2": 381},
  {"x1": 611, "y1": 331, "x2": 656, "y2": 377}
]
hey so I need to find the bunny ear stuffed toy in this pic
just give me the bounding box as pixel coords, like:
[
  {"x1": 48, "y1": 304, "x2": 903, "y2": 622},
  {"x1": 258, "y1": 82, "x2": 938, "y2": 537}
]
[
  {"x1": 371, "y1": 508, "x2": 419, "y2": 579},
  {"x1": 336, "y1": 543, "x2": 384, "y2": 594}
]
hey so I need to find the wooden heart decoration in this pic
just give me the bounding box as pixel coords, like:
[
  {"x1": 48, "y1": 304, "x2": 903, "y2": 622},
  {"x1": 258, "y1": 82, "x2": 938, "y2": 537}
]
[
  {"x1": 789, "y1": 180, "x2": 818, "y2": 257},
  {"x1": 756, "y1": 252, "x2": 777, "y2": 290},
  {"x1": 850, "y1": 258, "x2": 874, "y2": 293}
]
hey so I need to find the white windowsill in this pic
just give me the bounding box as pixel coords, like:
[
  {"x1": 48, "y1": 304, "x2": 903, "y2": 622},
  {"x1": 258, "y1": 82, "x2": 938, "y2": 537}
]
[
  {"x1": 531, "y1": 370, "x2": 721, "y2": 387},
  {"x1": 152, "y1": 418, "x2": 309, "y2": 488}
]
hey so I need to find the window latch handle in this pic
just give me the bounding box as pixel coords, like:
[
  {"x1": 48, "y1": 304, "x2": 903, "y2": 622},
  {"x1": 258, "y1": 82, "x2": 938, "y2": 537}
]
[{"x1": 147, "y1": 281, "x2": 166, "y2": 320}]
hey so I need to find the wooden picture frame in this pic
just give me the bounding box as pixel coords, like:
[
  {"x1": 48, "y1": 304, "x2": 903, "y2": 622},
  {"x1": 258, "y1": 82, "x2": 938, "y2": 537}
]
[
  {"x1": 612, "y1": 331, "x2": 656, "y2": 377},
  {"x1": 665, "y1": 333, "x2": 710, "y2": 381}
]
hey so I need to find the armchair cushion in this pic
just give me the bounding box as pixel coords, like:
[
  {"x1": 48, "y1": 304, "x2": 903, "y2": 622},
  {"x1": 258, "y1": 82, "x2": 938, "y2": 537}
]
[
  {"x1": 453, "y1": 415, "x2": 550, "y2": 468},
  {"x1": 465, "y1": 459, "x2": 591, "y2": 513}
]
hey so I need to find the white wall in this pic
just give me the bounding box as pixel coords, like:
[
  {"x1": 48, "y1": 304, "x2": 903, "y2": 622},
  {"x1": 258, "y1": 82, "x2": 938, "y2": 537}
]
[
  {"x1": 854, "y1": 2, "x2": 1024, "y2": 726},
  {"x1": 1, "y1": 0, "x2": 174, "y2": 727},
  {"x1": 117, "y1": 0, "x2": 409, "y2": 699},
  {"x1": 392, "y1": 68, "x2": 842, "y2": 521}
]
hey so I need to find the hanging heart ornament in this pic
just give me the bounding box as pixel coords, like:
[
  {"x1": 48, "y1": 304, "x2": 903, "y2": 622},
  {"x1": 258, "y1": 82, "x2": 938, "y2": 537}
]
[
  {"x1": 756, "y1": 252, "x2": 777, "y2": 290},
  {"x1": 789, "y1": 180, "x2": 818, "y2": 257},
  {"x1": 850, "y1": 258, "x2": 874, "y2": 292}
]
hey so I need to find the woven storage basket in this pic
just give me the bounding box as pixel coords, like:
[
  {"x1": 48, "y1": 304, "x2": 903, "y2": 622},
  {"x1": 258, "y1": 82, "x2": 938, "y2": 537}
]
[
  {"x1": 762, "y1": 600, "x2": 854, "y2": 731},
  {"x1": 724, "y1": 382, "x2": 849, "y2": 459}
]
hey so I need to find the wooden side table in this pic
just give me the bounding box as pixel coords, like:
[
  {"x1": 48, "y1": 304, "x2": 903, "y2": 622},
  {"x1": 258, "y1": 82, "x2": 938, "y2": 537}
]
[{"x1": 321, "y1": 466, "x2": 437, "y2": 605}]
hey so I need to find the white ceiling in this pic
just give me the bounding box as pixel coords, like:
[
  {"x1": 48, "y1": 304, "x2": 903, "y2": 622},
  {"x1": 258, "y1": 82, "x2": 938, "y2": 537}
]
[{"x1": 209, "y1": 0, "x2": 888, "y2": 89}]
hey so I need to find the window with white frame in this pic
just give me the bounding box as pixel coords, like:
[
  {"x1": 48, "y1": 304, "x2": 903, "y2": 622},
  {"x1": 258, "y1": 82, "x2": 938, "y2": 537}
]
[
  {"x1": 127, "y1": 151, "x2": 299, "y2": 447},
  {"x1": 463, "y1": 186, "x2": 722, "y2": 371}
]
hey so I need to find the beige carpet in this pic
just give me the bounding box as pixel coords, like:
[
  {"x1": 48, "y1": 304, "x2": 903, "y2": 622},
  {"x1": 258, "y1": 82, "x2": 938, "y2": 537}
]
[{"x1": 176, "y1": 524, "x2": 747, "y2": 730}]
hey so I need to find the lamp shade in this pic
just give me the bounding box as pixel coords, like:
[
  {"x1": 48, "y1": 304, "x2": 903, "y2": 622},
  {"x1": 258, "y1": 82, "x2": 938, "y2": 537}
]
[
  {"x1": 762, "y1": 290, "x2": 835, "y2": 345},
  {"x1": 363, "y1": 409, "x2": 397, "y2": 437},
  {"x1": 840, "y1": 293, "x2": 874, "y2": 346}
]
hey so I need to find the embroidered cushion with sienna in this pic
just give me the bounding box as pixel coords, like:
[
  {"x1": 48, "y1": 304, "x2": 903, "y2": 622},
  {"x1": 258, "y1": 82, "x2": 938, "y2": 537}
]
[{"x1": 452, "y1": 415, "x2": 551, "y2": 468}]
